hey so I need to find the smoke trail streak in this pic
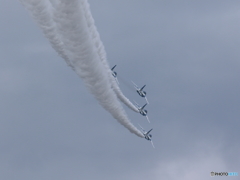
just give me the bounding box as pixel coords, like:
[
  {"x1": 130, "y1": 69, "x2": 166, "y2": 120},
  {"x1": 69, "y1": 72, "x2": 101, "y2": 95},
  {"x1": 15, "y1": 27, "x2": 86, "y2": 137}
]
[
  {"x1": 19, "y1": 0, "x2": 73, "y2": 68},
  {"x1": 80, "y1": 0, "x2": 139, "y2": 113},
  {"x1": 53, "y1": 0, "x2": 143, "y2": 137},
  {"x1": 20, "y1": 0, "x2": 144, "y2": 137}
]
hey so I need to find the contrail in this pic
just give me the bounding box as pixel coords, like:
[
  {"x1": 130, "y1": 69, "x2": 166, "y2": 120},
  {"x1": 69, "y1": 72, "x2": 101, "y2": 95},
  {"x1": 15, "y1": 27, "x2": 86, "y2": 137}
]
[
  {"x1": 19, "y1": 0, "x2": 73, "y2": 69},
  {"x1": 20, "y1": 0, "x2": 144, "y2": 138},
  {"x1": 80, "y1": 0, "x2": 139, "y2": 113}
]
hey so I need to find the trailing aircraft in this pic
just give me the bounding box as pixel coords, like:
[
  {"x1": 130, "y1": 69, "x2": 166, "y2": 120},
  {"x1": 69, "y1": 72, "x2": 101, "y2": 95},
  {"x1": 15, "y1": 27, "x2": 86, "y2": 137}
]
[
  {"x1": 138, "y1": 124, "x2": 154, "y2": 148},
  {"x1": 131, "y1": 81, "x2": 149, "y2": 103},
  {"x1": 111, "y1": 65, "x2": 117, "y2": 77},
  {"x1": 134, "y1": 101, "x2": 150, "y2": 123}
]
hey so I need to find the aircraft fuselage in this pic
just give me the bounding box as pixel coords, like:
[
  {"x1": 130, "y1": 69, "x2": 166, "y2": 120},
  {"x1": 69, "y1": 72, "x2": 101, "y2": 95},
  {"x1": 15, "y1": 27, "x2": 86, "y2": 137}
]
[
  {"x1": 112, "y1": 71, "x2": 117, "y2": 77},
  {"x1": 137, "y1": 90, "x2": 146, "y2": 97},
  {"x1": 144, "y1": 133, "x2": 152, "y2": 141},
  {"x1": 139, "y1": 109, "x2": 147, "y2": 116}
]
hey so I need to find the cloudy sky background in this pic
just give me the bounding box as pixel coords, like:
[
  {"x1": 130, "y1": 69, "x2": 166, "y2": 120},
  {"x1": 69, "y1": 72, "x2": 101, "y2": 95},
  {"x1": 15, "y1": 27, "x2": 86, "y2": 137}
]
[{"x1": 0, "y1": 0, "x2": 240, "y2": 179}]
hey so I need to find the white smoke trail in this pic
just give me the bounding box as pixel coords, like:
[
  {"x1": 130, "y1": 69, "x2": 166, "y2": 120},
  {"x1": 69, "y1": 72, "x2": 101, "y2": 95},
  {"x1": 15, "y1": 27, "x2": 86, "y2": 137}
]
[
  {"x1": 19, "y1": 0, "x2": 73, "y2": 69},
  {"x1": 80, "y1": 0, "x2": 139, "y2": 113},
  {"x1": 53, "y1": 0, "x2": 143, "y2": 137},
  {"x1": 20, "y1": 0, "x2": 144, "y2": 138}
]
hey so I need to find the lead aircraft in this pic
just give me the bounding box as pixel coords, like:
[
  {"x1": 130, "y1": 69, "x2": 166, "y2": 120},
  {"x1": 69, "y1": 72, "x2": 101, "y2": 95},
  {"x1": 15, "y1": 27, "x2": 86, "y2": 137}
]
[
  {"x1": 111, "y1": 65, "x2": 119, "y2": 84},
  {"x1": 139, "y1": 124, "x2": 154, "y2": 148}
]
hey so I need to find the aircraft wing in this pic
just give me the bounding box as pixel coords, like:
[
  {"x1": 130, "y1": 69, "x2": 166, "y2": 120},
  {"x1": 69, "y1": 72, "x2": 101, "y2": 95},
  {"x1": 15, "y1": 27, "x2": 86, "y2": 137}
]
[
  {"x1": 131, "y1": 81, "x2": 138, "y2": 89},
  {"x1": 138, "y1": 124, "x2": 145, "y2": 132},
  {"x1": 111, "y1": 65, "x2": 116, "y2": 70},
  {"x1": 133, "y1": 100, "x2": 140, "y2": 109}
]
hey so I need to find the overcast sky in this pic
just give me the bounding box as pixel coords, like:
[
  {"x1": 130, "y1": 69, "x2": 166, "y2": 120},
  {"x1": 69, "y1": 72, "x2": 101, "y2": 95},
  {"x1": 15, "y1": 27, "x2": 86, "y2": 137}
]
[{"x1": 0, "y1": 0, "x2": 239, "y2": 179}]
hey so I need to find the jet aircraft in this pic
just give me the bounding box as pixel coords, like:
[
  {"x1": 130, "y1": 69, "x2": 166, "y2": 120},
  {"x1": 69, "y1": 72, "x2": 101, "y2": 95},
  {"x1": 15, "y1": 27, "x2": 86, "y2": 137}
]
[
  {"x1": 131, "y1": 81, "x2": 149, "y2": 104},
  {"x1": 111, "y1": 65, "x2": 119, "y2": 84},
  {"x1": 134, "y1": 101, "x2": 150, "y2": 123},
  {"x1": 111, "y1": 65, "x2": 117, "y2": 77},
  {"x1": 139, "y1": 124, "x2": 154, "y2": 148}
]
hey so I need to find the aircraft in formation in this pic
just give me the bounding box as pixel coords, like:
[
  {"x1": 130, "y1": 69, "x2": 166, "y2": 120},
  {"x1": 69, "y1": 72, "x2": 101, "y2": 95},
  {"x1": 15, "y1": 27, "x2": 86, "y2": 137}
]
[
  {"x1": 131, "y1": 81, "x2": 149, "y2": 104},
  {"x1": 139, "y1": 124, "x2": 154, "y2": 148},
  {"x1": 111, "y1": 65, "x2": 154, "y2": 148},
  {"x1": 134, "y1": 101, "x2": 150, "y2": 123},
  {"x1": 111, "y1": 65, "x2": 119, "y2": 84},
  {"x1": 111, "y1": 65, "x2": 117, "y2": 77}
]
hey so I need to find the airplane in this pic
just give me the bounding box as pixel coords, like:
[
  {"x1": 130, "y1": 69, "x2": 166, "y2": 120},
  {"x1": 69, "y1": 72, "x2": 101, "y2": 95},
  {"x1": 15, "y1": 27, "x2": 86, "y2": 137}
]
[
  {"x1": 138, "y1": 124, "x2": 154, "y2": 148},
  {"x1": 111, "y1": 65, "x2": 117, "y2": 77},
  {"x1": 111, "y1": 65, "x2": 119, "y2": 84},
  {"x1": 131, "y1": 81, "x2": 149, "y2": 104},
  {"x1": 134, "y1": 101, "x2": 150, "y2": 123}
]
